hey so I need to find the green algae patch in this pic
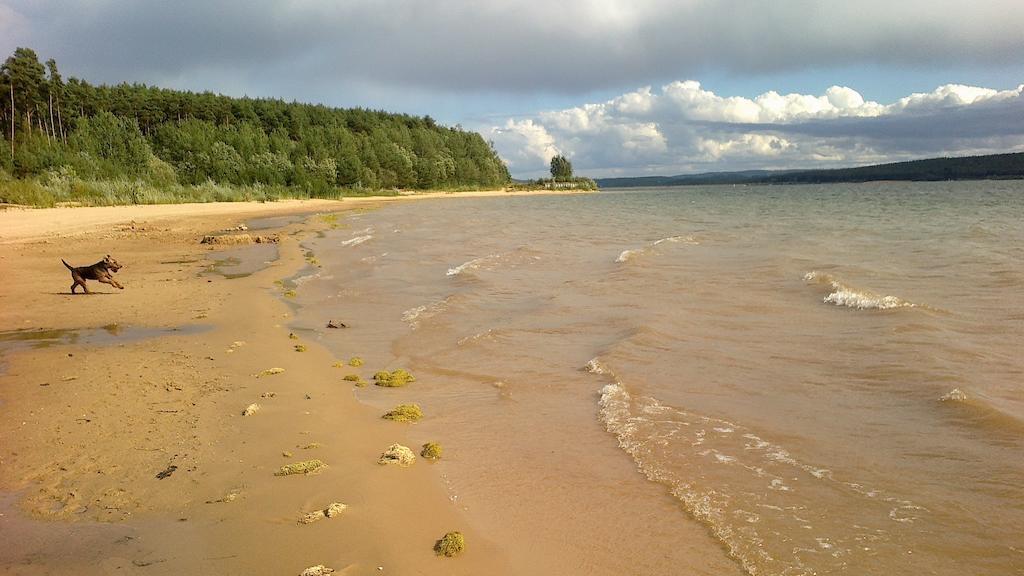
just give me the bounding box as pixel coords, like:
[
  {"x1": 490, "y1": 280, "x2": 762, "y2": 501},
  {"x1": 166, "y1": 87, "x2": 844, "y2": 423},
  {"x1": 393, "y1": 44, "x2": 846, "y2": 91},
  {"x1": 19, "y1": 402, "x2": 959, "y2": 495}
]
[
  {"x1": 294, "y1": 344, "x2": 307, "y2": 352},
  {"x1": 275, "y1": 459, "x2": 326, "y2": 476},
  {"x1": 421, "y1": 442, "x2": 443, "y2": 460},
  {"x1": 283, "y1": 289, "x2": 297, "y2": 298},
  {"x1": 300, "y1": 442, "x2": 323, "y2": 450},
  {"x1": 374, "y1": 369, "x2": 415, "y2": 387},
  {"x1": 382, "y1": 403, "x2": 423, "y2": 422},
  {"x1": 258, "y1": 367, "x2": 285, "y2": 378},
  {"x1": 343, "y1": 374, "x2": 368, "y2": 386},
  {"x1": 348, "y1": 357, "x2": 364, "y2": 367},
  {"x1": 434, "y1": 531, "x2": 465, "y2": 557}
]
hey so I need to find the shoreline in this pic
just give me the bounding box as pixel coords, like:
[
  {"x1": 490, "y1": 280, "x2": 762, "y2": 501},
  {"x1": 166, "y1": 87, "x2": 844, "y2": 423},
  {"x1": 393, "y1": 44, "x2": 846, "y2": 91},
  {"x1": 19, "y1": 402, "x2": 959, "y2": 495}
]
[
  {"x1": 0, "y1": 188, "x2": 595, "y2": 245},
  {"x1": 0, "y1": 194, "x2": 559, "y2": 573}
]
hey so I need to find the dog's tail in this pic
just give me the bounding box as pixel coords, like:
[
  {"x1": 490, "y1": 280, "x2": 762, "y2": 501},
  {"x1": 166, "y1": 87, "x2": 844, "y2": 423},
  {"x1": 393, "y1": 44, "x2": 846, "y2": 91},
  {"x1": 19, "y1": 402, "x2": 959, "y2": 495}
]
[{"x1": 62, "y1": 259, "x2": 74, "y2": 270}]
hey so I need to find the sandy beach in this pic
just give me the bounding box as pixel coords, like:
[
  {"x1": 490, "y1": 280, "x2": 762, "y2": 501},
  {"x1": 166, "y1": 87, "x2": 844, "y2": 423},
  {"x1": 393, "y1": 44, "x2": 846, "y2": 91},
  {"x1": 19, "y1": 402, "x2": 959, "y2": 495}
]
[{"x1": 0, "y1": 190, "x2": 587, "y2": 575}]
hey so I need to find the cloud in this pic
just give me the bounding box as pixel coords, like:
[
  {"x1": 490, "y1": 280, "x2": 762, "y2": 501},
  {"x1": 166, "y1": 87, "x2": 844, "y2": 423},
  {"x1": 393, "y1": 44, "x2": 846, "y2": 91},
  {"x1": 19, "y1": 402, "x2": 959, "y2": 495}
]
[
  {"x1": 2, "y1": 0, "x2": 1023, "y2": 94},
  {"x1": 488, "y1": 82, "x2": 1024, "y2": 177}
]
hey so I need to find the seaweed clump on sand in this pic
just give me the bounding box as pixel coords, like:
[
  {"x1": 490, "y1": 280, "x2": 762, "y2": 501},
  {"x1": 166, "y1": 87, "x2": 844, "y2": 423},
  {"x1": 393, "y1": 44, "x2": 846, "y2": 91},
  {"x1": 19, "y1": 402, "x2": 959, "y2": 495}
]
[
  {"x1": 382, "y1": 403, "x2": 423, "y2": 422},
  {"x1": 275, "y1": 459, "x2": 327, "y2": 476},
  {"x1": 378, "y1": 444, "x2": 416, "y2": 466},
  {"x1": 348, "y1": 357, "x2": 364, "y2": 367},
  {"x1": 299, "y1": 502, "x2": 347, "y2": 524},
  {"x1": 343, "y1": 374, "x2": 368, "y2": 387},
  {"x1": 294, "y1": 344, "x2": 307, "y2": 352},
  {"x1": 433, "y1": 531, "x2": 465, "y2": 557},
  {"x1": 421, "y1": 442, "x2": 443, "y2": 460},
  {"x1": 258, "y1": 367, "x2": 285, "y2": 378},
  {"x1": 373, "y1": 369, "x2": 415, "y2": 387}
]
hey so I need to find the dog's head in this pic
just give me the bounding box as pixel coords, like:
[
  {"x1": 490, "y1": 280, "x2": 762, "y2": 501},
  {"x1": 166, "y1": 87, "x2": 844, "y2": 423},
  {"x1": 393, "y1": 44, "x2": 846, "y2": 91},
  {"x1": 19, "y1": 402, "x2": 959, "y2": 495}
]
[{"x1": 104, "y1": 255, "x2": 122, "y2": 272}]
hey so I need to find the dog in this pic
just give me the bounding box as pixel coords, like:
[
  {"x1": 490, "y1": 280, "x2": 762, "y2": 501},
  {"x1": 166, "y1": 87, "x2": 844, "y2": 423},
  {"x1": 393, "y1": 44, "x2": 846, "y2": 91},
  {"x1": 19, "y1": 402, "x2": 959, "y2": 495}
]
[{"x1": 62, "y1": 255, "x2": 124, "y2": 294}]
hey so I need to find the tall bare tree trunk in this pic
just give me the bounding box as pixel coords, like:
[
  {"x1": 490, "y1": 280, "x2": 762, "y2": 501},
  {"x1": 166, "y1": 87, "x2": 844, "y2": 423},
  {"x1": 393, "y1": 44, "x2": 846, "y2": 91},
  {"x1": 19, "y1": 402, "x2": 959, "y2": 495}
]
[
  {"x1": 37, "y1": 106, "x2": 49, "y2": 143},
  {"x1": 57, "y1": 96, "x2": 65, "y2": 144},
  {"x1": 49, "y1": 92, "x2": 57, "y2": 141},
  {"x1": 8, "y1": 82, "x2": 13, "y2": 159}
]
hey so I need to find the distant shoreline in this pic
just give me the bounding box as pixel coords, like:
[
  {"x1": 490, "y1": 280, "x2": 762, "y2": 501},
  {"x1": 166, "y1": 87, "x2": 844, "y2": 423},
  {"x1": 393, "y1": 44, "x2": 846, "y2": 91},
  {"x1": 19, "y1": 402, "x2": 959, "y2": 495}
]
[{"x1": 595, "y1": 151, "x2": 1024, "y2": 188}]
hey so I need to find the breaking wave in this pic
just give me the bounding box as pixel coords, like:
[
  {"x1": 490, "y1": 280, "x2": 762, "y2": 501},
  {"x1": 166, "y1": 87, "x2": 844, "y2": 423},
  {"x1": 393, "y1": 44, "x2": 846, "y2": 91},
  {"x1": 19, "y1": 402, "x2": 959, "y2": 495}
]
[
  {"x1": 938, "y1": 387, "x2": 1024, "y2": 433},
  {"x1": 448, "y1": 254, "x2": 498, "y2": 277},
  {"x1": 803, "y1": 271, "x2": 917, "y2": 310},
  {"x1": 341, "y1": 235, "x2": 372, "y2": 247},
  {"x1": 401, "y1": 295, "x2": 459, "y2": 329},
  {"x1": 447, "y1": 247, "x2": 542, "y2": 277},
  {"x1": 589, "y1": 357, "x2": 925, "y2": 576},
  {"x1": 616, "y1": 235, "x2": 698, "y2": 263}
]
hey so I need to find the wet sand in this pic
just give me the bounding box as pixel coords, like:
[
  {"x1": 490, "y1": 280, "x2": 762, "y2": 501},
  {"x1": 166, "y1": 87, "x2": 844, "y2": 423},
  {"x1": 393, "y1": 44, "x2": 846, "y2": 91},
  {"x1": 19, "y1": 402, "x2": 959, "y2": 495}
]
[{"x1": 0, "y1": 192, "x2": 590, "y2": 575}]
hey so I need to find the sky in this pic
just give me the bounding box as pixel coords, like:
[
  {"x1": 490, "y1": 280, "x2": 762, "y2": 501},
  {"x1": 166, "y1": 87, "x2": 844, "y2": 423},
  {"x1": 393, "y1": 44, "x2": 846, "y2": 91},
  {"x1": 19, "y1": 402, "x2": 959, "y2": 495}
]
[{"x1": 3, "y1": 0, "x2": 1024, "y2": 178}]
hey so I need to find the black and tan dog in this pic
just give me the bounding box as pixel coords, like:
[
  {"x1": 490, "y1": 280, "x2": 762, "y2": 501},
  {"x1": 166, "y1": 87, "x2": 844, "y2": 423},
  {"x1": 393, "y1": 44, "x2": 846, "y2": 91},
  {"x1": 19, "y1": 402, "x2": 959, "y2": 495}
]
[{"x1": 62, "y1": 255, "x2": 124, "y2": 294}]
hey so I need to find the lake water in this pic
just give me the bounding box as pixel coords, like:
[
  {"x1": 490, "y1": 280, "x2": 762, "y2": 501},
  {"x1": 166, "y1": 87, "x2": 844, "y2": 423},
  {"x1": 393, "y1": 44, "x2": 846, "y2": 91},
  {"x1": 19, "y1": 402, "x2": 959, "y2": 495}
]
[{"x1": 293, "y1": 182, "x2": 1024, "y2": 575}]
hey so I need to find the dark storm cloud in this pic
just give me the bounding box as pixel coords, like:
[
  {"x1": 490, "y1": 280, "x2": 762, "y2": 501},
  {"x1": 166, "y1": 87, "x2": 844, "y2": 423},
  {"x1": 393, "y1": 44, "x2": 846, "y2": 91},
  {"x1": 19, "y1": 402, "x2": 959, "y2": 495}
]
[{"x1": 3, "y1": 0, "x2": 1024, "y2": 93}]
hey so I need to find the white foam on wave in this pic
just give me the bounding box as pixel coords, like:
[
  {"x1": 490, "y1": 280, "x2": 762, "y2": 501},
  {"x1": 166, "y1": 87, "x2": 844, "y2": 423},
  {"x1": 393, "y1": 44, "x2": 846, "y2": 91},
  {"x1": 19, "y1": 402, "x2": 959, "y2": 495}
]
[
  {"x1": 457, "y1": 328, "x2": 495, "y2": 346},
  {"x1": 341, "y1": 235, "x2": 372, "y2": 247},
  {"x1": 401, "y1": 296, "x2": 454, "y2": 329},
  {"x1": 616, "y1": 235, "x2": 697, "y2": 263},
  {"x1": 447, "y1": 255, "x2": 493, "y2": 277},
  {"x1": 940, "y1": 388, "x2": 969, "y2": 402},
  {"x1": 615, "y1": 249, "x2": 642, "y2": 263},
  {"x1": 587, "y1": 356, "x2": 925, "y2": 576},
  {"x1": 292, "y1": 272, "x2": 331, "y2": 286},
  {"x1": 804, "y1": 271, "x2": 916, "y2": 310}
]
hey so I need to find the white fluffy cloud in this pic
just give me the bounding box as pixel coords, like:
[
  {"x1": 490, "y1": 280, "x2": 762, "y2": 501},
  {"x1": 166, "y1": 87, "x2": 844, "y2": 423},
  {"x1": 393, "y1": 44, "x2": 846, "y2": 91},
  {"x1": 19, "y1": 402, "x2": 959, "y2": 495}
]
[{"x1": 489, "y1": 82, "x2": 1024, "y2": 176}]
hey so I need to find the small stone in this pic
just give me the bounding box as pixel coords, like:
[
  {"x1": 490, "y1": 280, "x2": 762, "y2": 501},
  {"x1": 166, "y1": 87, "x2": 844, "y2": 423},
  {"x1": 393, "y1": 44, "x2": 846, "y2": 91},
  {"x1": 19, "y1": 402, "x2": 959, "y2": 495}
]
[{"x1": 378, "y1": 444, "x2": 416, "y2": 466}]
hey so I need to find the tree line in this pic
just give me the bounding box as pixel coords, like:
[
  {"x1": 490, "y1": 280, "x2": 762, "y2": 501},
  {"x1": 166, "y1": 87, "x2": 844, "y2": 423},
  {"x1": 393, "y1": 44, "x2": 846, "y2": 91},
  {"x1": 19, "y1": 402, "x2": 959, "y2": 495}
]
[
  {"x1": 0, "y1": 47, "x2": 510, "y2": 197},
  {"x1": 596, "y1": 153, "x2": 1024, "y2": 188}
]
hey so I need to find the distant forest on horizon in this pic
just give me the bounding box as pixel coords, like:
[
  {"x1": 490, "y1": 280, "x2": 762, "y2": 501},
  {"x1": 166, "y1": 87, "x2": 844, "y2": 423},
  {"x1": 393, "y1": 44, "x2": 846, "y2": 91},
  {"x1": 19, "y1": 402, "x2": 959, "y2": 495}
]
[
  {"x1": 0, "y1": 47, "x2": 510, "y2": 204},
  {"x1": 596, "y1": 152, "x2": 1024, "y2": 188}
]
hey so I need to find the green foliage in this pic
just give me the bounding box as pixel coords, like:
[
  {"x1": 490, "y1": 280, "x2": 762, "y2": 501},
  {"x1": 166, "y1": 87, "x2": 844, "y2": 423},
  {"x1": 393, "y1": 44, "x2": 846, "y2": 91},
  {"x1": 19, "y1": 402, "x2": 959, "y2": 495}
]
[
  {"x1": 69, "y1": 112, "x2": 151, "y2": 177},
  {"x1": 1, "y1": 47, "x2": 511, "y2": 205},
  {"x1": 550, "y1": 154, "x2": 573, "y2": 179}
]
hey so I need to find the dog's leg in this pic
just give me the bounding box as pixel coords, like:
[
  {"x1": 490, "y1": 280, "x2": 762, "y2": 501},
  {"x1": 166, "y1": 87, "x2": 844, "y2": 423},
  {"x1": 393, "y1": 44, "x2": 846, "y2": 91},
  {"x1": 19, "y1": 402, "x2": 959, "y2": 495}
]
[
  {"x1": 71, "y1": 282, "x2": 78, "y2": 294},
  {"x1": 99, "y1": 276, "x2": 124, "y2": 290}
]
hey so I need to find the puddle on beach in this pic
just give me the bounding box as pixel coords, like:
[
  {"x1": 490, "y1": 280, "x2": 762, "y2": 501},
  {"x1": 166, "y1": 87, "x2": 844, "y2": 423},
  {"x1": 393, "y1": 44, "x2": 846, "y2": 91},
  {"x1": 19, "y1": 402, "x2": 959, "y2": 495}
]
[
  {"x1": 0, "y1": 323, "x2": 210, "y2": 354},
  {"x1": 244, "y1": 214, "x2": 307, "y2": 230},
  {"x1": 203, "y1": 243, "x2": 279, "y2": 279}
]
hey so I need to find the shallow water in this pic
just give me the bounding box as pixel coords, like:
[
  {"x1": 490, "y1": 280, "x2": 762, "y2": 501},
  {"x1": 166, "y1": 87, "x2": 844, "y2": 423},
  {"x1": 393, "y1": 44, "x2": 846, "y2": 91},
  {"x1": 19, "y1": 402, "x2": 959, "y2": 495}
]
[{"x1": 294, "y1": 182, "x2": 1024, "y2": 575}]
